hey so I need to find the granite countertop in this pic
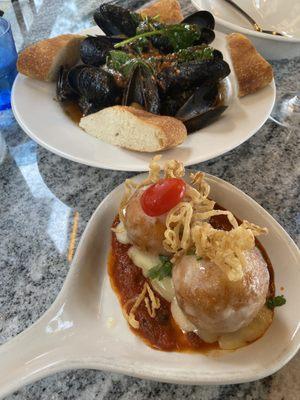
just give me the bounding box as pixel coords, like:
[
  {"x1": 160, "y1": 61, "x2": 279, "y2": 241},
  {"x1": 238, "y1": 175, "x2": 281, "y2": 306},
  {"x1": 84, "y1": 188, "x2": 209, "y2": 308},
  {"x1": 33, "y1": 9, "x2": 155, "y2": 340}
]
[{"x1": 0, "y1": 0, "x2": 299, "y2": 399}]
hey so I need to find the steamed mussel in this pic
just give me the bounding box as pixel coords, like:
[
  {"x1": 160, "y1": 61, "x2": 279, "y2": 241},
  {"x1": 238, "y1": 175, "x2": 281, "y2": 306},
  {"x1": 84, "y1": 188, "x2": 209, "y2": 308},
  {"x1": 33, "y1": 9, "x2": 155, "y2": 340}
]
[
  {"x1": 157, "y1": 59, "x2": 230, "y2": 94},
  {"x1": 58, "y1": 65, "x2": 120, "y2": 115},
  {"x1": 94, "y1": 4, "x2": 141, "y2": 37},
  {"x1": 176, "y1": 81, "x2": 228, "y2": 132},
  {"x1": 80, "y1": 35, "x2": 123, "y2": 66},
  {"x1": 122, "y1": 62, "x2": 160, "y2": 114},
  {"x1": 56, "y1": 3, "x2": 231, "y2": 132}
]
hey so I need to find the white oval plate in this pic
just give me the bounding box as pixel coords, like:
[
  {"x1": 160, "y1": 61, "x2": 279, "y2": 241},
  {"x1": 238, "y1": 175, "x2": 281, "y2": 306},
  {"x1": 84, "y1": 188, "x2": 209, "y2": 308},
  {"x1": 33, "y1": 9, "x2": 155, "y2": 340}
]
[
  {"x1": 11, "y1": 27, "x2": 275, "y2": 171},
  {"x1": 0, "y1": 172, "x2": 299, "y2": 397}
]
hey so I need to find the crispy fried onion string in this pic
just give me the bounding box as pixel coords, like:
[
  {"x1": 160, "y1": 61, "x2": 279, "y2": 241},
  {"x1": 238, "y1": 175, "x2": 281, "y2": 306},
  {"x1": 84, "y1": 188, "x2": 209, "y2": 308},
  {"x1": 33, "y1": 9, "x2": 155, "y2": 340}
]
[
  {"x1": 118, "y1": 158, "x2": 268, "y2": 282},
  {"x1": 123, "y1": 283, "x2": 160, "y2": 329}
]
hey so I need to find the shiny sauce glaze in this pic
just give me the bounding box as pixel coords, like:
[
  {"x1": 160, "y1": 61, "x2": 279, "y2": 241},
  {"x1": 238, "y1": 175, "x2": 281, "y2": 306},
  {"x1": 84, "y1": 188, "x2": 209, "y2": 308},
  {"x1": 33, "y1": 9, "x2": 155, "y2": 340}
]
[
  {"x1": 62, "y1": 101, "x2": 82, "y2": 124},
  {"x1": 108, "y1": 205, "x2": 275, "y2": 353}
]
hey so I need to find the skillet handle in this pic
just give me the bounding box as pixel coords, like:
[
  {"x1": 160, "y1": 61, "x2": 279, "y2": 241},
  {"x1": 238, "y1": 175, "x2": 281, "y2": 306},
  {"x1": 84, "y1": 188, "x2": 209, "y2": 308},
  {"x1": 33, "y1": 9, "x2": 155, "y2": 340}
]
[{"x1": 0, "y1": 311, "x2": 73, "y2": 399}]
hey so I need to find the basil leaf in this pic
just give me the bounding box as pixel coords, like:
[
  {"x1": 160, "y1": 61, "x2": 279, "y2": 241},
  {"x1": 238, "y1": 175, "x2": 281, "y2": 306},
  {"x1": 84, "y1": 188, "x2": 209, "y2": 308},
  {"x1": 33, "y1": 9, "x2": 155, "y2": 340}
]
[
  {"x1": 106, "y1": 50, "x2": 133, "y2": 72},
  {"x1": 164, "y1": 24, "x2": 201, "y2": 52},
  {"x1": 266, "y1": 295, "x2": 286, "y2": 309}
]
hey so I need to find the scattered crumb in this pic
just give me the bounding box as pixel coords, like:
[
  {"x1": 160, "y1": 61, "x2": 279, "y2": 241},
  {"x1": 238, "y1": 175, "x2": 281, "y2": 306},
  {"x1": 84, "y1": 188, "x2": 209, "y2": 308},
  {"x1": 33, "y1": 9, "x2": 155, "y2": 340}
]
[{"x1": 106, "y1": 317, "x2": 116, "y2": 329}]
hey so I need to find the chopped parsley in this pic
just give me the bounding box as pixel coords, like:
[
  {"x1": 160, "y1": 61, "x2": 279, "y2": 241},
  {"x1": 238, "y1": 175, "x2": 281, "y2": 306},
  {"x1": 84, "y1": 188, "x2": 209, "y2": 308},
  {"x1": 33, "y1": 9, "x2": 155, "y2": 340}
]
[
  {"x1": 148, "y1": 255, "x2": 173, "y2": 280},
  {"x1": 266, "y1": 295, "x2": 286, "y2": 309}
]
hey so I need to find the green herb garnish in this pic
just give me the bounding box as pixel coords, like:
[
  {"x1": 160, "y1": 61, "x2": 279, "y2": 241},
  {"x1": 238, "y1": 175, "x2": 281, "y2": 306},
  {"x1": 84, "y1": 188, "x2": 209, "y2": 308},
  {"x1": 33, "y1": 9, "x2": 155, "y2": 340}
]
[
  {"x1": 107, "y1": 45, "x2": 214, "y2": 77},
  {"x1": 148, "y1": 255, "x2": 173, "y2": 280},
  {"x1": 114, "y1": 24, "x2": 203, "y2": 52},
  {"x1": 175, "y1": 46, "x2": 214, "y2": 62},
  {"x1": 266, "y1": 295, "x2": 286, "y2": 309},
  {"x1": 196, "y1": 256, "x2": 203, "y2": 261},
  {"x1": 106, "y1": 50, "x2": 134, "y2": 72}
]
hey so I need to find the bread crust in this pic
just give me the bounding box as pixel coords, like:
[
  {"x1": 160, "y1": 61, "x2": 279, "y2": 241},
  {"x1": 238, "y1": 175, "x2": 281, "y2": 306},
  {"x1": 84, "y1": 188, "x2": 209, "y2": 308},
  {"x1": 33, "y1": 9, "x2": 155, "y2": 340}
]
[
  {"x1": 227, "y1": 33, "x2": 273, "y2": 97},
  {"x1": 140, "y1": 0, "x2": 184, "y2": 24},
  {"x1": 17, "y1": 34, "x2": 83, "y2": 82},
  {"x1": 122, "y1": 106, "x2": 187, "y2": 150}
]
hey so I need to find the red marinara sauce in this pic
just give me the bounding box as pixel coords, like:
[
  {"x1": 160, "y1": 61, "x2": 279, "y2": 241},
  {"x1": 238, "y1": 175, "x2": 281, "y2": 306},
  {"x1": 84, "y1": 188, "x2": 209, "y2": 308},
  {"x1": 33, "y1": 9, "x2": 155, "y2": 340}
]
[{"x1": 108, "y1": 205, "x2": 275, "y2": 353}]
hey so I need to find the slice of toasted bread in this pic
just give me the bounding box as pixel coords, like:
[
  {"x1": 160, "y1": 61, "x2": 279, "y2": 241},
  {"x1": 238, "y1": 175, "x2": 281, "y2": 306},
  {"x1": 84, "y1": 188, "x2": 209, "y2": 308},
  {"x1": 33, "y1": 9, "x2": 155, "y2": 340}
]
[
  {"x1": 227, "y1": 33, "x2": 273, "y2": 97},
  {"x1": 79, "y1": 106, "x2": 187, "y2": 152},
  {"x1": 17, "y1": 34, "x2": 84, "y2": 82},
  {"x1": 140, "y1": 0, "x2": 184, "y2": 24}
]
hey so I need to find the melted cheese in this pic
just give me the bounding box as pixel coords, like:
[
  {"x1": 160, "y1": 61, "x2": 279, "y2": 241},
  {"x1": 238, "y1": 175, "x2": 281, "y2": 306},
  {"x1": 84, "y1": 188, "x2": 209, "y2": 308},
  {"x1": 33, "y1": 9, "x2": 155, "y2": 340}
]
[
  {"x1": 171, "y1": 298, "x2": 197, "y2": 333},
  {"x1": 119, "y1": 231, "x2": 272, "y2": 349},
  {"x1": 127, "y1": 246, "x2": 175, "y2": 302},
  {"x1": 114, "y1": 221, "x2": 130, "y2": 244},
  {"x1": 218, "y1": 306, "x2": 273, "y2": 350}
]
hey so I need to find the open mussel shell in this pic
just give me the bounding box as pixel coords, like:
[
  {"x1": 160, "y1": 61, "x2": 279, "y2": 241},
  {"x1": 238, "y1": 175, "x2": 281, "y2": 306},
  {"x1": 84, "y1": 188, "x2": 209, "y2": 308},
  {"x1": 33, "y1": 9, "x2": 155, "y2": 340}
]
[
  {"x1": 94, "y1": 4, "x2": 140, "y2": 37},
  {"x1": 182, "y1": 11, "x2": 215, "y2": 30},
  {"x1": 176, "y1": 80, "x2": 228, "y2": 132},
  {"x1": 161, "y1": 89, "x2": 194, "y2": 116},
  {"x1": 122, "y1": 63, "x2": 160, "y2": 114},
  {"x1": 80, "y1": 35, "x2": 123, "y2": 66},
  {"x1": 56, "y1": 66, "x2": 78, "y2": 102}
]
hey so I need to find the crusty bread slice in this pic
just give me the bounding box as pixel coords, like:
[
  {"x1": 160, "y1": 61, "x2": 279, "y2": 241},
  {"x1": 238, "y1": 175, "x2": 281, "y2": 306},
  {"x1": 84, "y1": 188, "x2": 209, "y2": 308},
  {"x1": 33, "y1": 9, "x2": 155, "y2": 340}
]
[
  {"x1": 17, "y1": 34, "x2": 84, "y2": 82},
  {"x1": 227, "y1": 33, "x2": 273, "y2": 97},
  {"x1": 79, "y1": 106, "x2": 187, "y2": 152},
  {"x1": 140, "y1": 0, "x2": 184, "y2": 24}
]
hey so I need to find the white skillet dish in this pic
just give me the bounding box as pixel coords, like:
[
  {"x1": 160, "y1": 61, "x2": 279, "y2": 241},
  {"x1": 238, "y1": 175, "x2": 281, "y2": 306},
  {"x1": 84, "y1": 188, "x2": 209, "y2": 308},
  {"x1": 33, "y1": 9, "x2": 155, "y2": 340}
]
[
  {"x1": 11, "y1": 26, "x2": 275, "y2": 171},
  {"x1": 192, "y1": 0, "x2": 300, "y2": 60},
  {"x1": 0, "y1": 172, "x2": 299, "y2": 399}
]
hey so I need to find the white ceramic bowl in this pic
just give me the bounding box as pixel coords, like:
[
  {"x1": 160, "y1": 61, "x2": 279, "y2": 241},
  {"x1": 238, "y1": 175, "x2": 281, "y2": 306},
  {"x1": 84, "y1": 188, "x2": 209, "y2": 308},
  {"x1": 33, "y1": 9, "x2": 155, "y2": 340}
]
[
  {"x1": 192, "y1": 0, "x2": 300, "y2": 59},
  {"x1": 0, "y1": 172, "x2": 299, "y2": 398}
]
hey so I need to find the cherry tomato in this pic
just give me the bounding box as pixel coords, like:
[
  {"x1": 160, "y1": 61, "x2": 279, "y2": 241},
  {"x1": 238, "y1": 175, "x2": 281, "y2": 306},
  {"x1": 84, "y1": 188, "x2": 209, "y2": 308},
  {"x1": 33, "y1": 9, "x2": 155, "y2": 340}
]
[{"x1": 140, "y1": 178, "x2": 186, "y2": 217}]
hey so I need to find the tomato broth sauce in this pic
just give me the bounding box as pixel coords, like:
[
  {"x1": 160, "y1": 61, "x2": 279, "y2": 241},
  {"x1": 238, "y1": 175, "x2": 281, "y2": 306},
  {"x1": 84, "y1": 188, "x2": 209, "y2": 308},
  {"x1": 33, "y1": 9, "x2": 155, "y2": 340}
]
[{"x1": 108, "y1": 205, "x2": 275, "y2": 353}]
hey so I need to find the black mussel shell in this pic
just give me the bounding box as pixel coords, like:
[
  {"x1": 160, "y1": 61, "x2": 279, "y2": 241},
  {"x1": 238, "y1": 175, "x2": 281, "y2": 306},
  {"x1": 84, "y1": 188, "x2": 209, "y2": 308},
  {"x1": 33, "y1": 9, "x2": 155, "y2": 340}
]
[
  {"x1": 182, "y1": 11, "x2": 215, "y2": 30},
  {"x1": 67, "y1": 65, "x2": 87, "y2": 93},
  {"x1": 123, "y1": 64, "x2": 160, "y2": 114},
  {"x1": 56, "y1": 66, "x2": 78, "y2": 102},
  {"x1": 79, "y1": 67, "x2": 120, "y2": 112},
  {"x1": 80, "y1": 35, "x2": 123, "y2": 66},
  {"x1": 78, "y1": 96, "x2": 103, "y2": 116},
  {"x1": 176, "y1": 81, "x2": 227, "y2": 132},
  {"x1": 94, "y1": 4, "x2": 140, "y2": 37},
  {"x1": 150, "y1": 36, "x2": 174, "y2": 54},
  {"x1": 157, "y1": 59, "x2": 231, "y2": 94},
  {"x1": 68, "y1": 66, "x2": 120, "y2": 115},
  {"x1": 197, "y1": 28, "x2": 215, "y2": 45},
  {"x1": 213, "y1": 49, "x2": 223, "y2": 60}
]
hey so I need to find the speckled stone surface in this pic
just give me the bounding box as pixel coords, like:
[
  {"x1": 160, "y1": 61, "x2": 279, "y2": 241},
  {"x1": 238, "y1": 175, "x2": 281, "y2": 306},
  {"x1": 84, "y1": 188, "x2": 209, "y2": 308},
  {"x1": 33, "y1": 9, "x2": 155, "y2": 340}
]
[{"x1": 0, "y1": 0, "x2": 299, "y2": 399}]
